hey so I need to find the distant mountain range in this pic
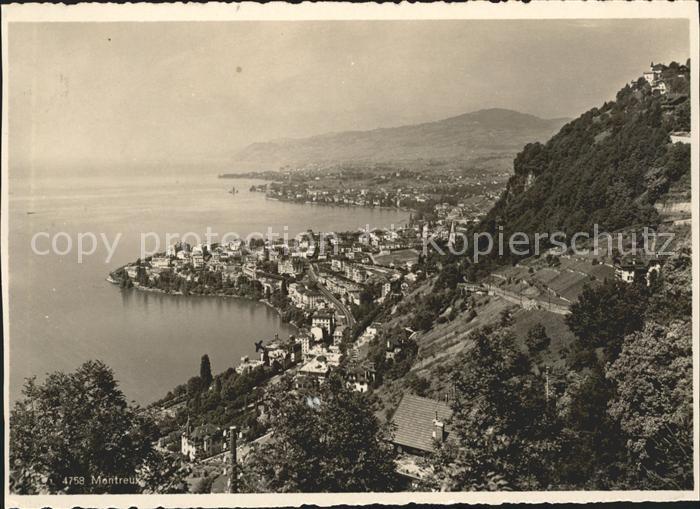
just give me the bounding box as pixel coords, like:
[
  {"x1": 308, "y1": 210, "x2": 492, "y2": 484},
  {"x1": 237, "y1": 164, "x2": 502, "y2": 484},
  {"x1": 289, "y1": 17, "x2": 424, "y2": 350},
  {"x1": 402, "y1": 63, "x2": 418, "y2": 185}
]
[{"x1": 232, "y1": 108, "x2": 569, "y2": 169}]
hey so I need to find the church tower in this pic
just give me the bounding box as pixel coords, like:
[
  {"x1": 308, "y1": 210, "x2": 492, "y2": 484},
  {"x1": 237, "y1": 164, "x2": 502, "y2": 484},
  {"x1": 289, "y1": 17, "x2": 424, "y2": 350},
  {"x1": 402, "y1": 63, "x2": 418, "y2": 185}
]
[{"x1": 448, "y1": 221, "x2": 456, "y2": 250}]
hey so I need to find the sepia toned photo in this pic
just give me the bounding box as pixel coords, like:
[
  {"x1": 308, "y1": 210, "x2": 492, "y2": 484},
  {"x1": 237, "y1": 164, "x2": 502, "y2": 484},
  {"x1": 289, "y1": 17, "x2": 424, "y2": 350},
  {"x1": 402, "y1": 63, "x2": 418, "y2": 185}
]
[{"x1": 2, "y1": 2, "x2": 698, "y2": 508}]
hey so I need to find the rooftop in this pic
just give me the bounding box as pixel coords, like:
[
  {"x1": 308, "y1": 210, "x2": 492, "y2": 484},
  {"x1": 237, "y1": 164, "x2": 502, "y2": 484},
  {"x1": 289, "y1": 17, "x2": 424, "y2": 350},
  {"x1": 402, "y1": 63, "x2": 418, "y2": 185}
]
[
  {"x1": 391, "y1": 394, "x2": 452, "y2": 453},
  {"x1": 299, "y1": 359, "x2": 330, "y2": 376},
  {"x1": 189, "y1": 423, "x2": 220, "y2": 441}
]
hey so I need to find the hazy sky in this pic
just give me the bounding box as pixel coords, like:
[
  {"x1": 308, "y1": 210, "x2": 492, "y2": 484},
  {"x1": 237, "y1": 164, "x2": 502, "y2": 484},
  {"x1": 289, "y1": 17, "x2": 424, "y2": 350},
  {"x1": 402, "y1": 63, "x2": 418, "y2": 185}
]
[{"x1": 8, "y1": 19, "x2": 689, "y2": 173}]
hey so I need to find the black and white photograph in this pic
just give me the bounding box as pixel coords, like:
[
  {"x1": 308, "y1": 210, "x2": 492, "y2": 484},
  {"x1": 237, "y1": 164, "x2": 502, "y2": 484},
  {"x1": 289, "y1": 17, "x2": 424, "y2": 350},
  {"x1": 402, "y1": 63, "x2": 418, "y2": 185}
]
[{"x1": 2, "y1": 2, "x2": 698, "y2": 507}]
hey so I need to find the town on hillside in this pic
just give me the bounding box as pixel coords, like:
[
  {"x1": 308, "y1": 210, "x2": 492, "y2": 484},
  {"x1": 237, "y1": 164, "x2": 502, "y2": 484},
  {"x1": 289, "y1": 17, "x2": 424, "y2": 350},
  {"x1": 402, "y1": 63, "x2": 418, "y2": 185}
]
[
  {"x1": 229, "y1": 165, "x2": 505, "y2": 224},
  {"x1": 106, "y1": 63, "x2": 691, "y2": 491},
  {"x1": 8, "y1": 11, "x2": 694, "y2": 498},
  {"x1": 133, "y1": 61, "x2": 692, "y2": 491}
]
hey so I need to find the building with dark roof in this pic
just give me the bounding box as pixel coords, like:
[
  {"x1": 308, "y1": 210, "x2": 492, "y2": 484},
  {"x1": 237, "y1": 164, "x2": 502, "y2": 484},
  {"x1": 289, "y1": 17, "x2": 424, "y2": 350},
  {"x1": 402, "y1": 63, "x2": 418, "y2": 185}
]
[
  {"x1": 390, "y1": 394, "x2": 453, "y2": 455},
  {"x1": 181, "y1": 419, "x2": 224, "y2": 461},
  {"x1": 344, "y1": 361, "x2": 377, "y2": 393},
  {"x1": 614, "y1": 256, "x2": 662, "y2": 285},
  {"x1": 311, "y1": 309, "x2": 335, "y2": 335}
]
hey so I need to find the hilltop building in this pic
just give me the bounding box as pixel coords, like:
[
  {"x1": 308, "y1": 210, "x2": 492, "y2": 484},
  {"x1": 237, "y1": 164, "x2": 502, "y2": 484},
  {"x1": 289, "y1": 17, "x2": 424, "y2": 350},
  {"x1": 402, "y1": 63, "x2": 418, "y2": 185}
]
[
  {"x1": 643, "y1": 62, "x2": 668, "y2": 95},
  {"x1": 643, "y1": 62, "x2": 664, "y2": 84},
  {"x1": 390, "y1": 394, "x2": 452, "y2": 455}
]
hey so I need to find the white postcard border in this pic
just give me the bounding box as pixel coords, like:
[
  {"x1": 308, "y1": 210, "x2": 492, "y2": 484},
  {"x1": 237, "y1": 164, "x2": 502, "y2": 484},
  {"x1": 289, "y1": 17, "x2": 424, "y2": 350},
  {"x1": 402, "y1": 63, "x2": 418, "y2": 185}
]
[{"x1": 2, "y1": 1, "x2": 698, "y2": 508}]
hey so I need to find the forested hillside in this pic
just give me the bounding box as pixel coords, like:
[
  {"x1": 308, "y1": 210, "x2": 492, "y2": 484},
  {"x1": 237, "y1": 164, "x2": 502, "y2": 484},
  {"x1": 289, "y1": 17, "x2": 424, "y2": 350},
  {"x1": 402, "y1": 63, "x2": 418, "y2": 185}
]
[
  {"x1": 482, "y1": 61, "x2": 690, "y2": 238},
  {"x1": 375, "y1": 62, "x2": 693, "y2": 491}
]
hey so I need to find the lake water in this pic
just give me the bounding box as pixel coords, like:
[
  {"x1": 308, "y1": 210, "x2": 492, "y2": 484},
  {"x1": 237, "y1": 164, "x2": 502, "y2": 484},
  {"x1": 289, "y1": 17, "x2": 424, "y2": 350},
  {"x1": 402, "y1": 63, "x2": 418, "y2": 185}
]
[{"x1": 7, "y1": 173, "x2": 407, "y2": 405}]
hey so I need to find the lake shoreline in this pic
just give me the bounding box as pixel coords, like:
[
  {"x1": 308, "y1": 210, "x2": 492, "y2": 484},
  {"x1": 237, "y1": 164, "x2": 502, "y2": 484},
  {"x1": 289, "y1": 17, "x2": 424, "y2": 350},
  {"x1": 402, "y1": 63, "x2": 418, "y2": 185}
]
[
  {"x1": 262, "y1": 197, "x2": 415, "y2": 214},
  {"x1": 107, "y1": 274, "x2": 300, "y2": 334},
  {"x1": 11, "y1": 174, "x2": 406, "y2": 406}
]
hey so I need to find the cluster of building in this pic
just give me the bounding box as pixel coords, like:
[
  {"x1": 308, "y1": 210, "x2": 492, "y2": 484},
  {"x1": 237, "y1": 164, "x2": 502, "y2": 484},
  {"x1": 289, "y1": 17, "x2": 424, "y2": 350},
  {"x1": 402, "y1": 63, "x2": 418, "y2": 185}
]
[
  {"x1": 263, "y1": 172, "x2": 502, "y2": 225},
  {"x1": 177, "y1": 317, "x2": 386, "y2": 464},
  {"x1": 178, "y1": 389, "x2": 452, "y2": 490},
  {"x1": 613, "y1": 256, "x2": 662, "y2": 286},
  {"x1": 643, "y1": 62, "x2": 671, "y2": 95},
  {"x1": 233, "y1": 309, "x2": 378, "y2": 390},
  {"x1": 639, "y1": 61, "x2": 690, "y2": 96},
  {"x1": 128, "y1": 221, "x2": 460, "y2": 473},
  {"x1": 121, "y1": 235, "x2": 315, "y2": 292},
  {"x1": 287, "y1": 282, "x2": 329, "y2": 309},
  {"x1": 266, "y1": 180, "x2": 439, "y2": 209},
  {"x1": 118, "y1": 207, "x2": 489, "y2": 310},
  {"x1": 180, "y1": 420, "x2": 228, "y2": 462},
  {"x1": 123, "y1": 239, "x2": 253, "y2": 285}
]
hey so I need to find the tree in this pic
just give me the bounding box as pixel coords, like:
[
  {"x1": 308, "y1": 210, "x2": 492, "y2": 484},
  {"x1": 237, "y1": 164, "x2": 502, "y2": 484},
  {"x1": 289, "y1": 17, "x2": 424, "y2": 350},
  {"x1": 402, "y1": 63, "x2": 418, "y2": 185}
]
[
  {"x1": 556, "y1": 363, "x2": 626, "y2": 489},
  {"x1": 435, "y1": 263, "x2": 461, "y2": 290},
  {"x1": 525, "y1": 323, "x2": 550, "y2": 360},
  {"x1": 240, "y1": 376, "x2": 400, "y2": 492},
  {"x1": 406, "y1": 375, "x2": 430, "y2": 397},
  {"x1": 191, "y1": 474, "x2": 215, "y2": 494},
  {"x1": 412, "y1": 308, "x2": 435, "y2": 332},
  {"x1": 499, "y1": 308, "x2": 513, "y2": 327},
  {"x1": 138, "y1": 451, "x2": 191, "y2": 494},
  {"x1": 200, "y1": 354, "x2": 213, "y2": 388},
  {"x1": 647, "y1": 247, "x2": 692, "y2": 324},
  {"x1": 424, "y1": 327, "x2": 561, "y2": 491},
  {"x1": 606, "y1": 321, "x2": 692, "y2": 489},
  {"x1": 565, "y1": 279, "x2": 648, "y2": 360},
  {"x1": 479, "y1": 75, "x2": 681, "y2": 242},
  {"x1": 10, "y1": 360, "x2": 178, "y2": 494},
  {"x1": 186, "y1": 375, "x2": 204, "y2": 396}
]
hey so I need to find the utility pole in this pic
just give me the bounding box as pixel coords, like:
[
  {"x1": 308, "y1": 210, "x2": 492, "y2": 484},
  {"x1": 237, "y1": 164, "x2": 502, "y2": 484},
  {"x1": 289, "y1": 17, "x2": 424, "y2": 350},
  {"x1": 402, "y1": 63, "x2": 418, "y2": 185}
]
[
  {"x1": 228, "y1": 426, "x2": 238, "y2": 494},
  {"x1": 545, "y1": 367, "x2": 550, "y2": 404}
]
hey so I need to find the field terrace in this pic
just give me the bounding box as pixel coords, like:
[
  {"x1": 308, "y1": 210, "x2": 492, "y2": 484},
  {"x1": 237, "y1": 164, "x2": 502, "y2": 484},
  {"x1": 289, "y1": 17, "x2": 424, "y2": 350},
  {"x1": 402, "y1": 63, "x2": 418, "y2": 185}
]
[{"x1": 486, "y1": 253, "x2": 615, "y2": 308}]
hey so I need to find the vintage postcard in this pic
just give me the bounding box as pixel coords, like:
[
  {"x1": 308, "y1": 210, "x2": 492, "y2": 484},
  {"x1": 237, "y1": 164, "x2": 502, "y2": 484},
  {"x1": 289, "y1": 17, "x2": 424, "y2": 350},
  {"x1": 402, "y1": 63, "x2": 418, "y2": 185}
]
[{"x1": 2, "y1": 1, "x2": 698, "y2": 508}]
